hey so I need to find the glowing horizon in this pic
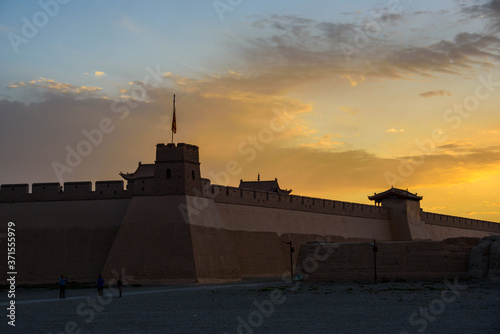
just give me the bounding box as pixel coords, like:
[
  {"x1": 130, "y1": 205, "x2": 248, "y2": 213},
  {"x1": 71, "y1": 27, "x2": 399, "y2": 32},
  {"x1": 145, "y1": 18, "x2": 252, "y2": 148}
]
[{"x1": 0, "y1": 0, "x2": 499, "y2": 222}]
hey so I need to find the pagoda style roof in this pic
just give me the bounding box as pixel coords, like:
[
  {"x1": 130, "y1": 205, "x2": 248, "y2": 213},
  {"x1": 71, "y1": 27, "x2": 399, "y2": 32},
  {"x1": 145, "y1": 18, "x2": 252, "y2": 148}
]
[
  {"x1": 368, "y1": 187, "x2": 422, "y2": 204},
  {"x1": 239, "y1": 178, "x2": 292, "y2": 195},
  {"x1": 119, "y1": 162, "x2": 154, "y2": 180}
]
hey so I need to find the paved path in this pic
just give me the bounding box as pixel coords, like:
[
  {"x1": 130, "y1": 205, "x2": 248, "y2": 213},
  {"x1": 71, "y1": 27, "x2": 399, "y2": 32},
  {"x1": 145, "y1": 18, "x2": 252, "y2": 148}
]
[
  {"x1": 0, "y1": 282, "x2": 278, "y2": 307},
  {"x1": 1, "y1": 279, "x2": 499, "y2": 333}
]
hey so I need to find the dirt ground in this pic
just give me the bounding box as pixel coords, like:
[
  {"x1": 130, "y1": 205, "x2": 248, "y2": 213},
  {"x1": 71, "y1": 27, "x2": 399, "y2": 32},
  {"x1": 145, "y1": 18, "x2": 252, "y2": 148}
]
[{"x1": 1, "y1": 278, "x2": 499, "y2": 334}]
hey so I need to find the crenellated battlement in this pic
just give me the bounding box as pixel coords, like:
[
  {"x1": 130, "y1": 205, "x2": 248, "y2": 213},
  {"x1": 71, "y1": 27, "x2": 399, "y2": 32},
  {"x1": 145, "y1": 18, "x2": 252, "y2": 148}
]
[
  {"x1": 422, "y1": 211, "x2": 500, "y2": 233},
  {"x1": 0, "y1": 184, "x2": 29, "y2": 201},
  {"x1": 155, "y1": 142, "x2": 199, "y2": 163},
  {"x1": 207, "y1": 184, "x2": 390, "y2": 220},
  {"x1": 0, "y1": 180, "x2": 131, "y2": 202}
]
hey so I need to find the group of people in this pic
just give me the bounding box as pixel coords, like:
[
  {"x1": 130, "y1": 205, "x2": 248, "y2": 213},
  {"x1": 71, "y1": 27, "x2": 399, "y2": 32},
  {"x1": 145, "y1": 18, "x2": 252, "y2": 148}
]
[{"x1": 59, "y1": 274, "x2": 123, "y2": 298}]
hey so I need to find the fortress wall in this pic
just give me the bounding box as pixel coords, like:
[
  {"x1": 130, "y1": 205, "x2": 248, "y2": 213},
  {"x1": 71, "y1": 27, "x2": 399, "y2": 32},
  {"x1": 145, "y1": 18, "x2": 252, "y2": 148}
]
[
  {"x1": 185, "y1": 196, "x2": 386, "y2": 279},
  {"x1": 422, "y1": 211, "x2": 500, "y2": 234},
  {"x1": 208, "y1": 185, "x2": 498, "y2": 238},
  {"x1": 425, "y1": 223, "x2": 497, "y2": 240},
  {"x1": 192, "y1": 227, "x2": 383, "y2": 280},
  {"x1": 222, "y1": 230, "x2": 289, "y2": 278},
  {"x1": 219, "y1": 230, "x2": 363, "y2": 279},
  {"x1": 128, "y1": 178, "x2": 156, "y2": 195},
  {"x1": 210, "y1": 185, "x2": 389, "y2": 220},
  {"x1": 184, "y1": 196, "x2": 305, "y2": 279},
  {"x1": 0, "y1": 199, "x2": 130, "y2": 284},
  {"x1": 213, "y1": 202, "x2": 392, "y2": 239},
  {"x1": 185, "y1": 193, "x2": 392, "y2": 240},
  {"x1": 189, "y1": 225, "x2": 243, "y2": 282},
  {"x1": 1, "y1": 178, "x2": 497, "y2": 284},
  {"x1": 102, "y1": 196, "x2": 198, "y2": 283}
]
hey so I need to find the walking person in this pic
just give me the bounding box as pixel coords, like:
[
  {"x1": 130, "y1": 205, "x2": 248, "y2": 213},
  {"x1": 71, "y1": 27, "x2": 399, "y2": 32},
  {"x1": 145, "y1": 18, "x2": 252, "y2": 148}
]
[
  {"x1": 59, "y1": 275, "x2": 68, "y2": 299},
  {"x1": 97, "y1": 275, "x2": 105, "y2": 296},
  {"x1": 117, "y1": 276, "x2": 123, "y2": 298}
]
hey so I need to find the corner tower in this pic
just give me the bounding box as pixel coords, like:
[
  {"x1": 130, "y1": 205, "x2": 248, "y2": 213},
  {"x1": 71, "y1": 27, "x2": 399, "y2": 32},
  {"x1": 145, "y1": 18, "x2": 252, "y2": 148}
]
[
  {"x1": 153, "y1": 143, "x2": 202, "y2": 196},
  {"x1": 369, "y1": 187, "x2": 429, "y2": 241}
]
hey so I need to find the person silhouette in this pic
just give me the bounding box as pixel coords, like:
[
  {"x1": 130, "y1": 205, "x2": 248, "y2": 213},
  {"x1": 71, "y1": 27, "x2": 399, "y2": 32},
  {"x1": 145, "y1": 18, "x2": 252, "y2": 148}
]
[
  {"x1": 117, "y1": 276, "x2": 123, "y2": 298},
  {"x1": 97, "y1": 275, "x2": 105, "y2": 296},
  {"x1": 59, "y1": 275, "x2": 68, "y2": 298}
]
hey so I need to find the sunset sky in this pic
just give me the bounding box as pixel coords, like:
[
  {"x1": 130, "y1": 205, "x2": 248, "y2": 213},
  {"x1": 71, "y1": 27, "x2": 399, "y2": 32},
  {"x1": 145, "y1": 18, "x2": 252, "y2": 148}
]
[{"x1": 1, "y1": 0, "x2": 499, "y2": 222}]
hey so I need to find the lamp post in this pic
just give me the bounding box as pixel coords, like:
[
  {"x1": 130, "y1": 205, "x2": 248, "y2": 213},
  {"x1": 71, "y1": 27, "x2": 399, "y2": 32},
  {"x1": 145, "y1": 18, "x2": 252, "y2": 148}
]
[
  {"x1": 372, "y1": 239, "x2": 378, "y2": 284},
  {"x1": 283, "y1": 241, "x2": 294, "y2": 282}
]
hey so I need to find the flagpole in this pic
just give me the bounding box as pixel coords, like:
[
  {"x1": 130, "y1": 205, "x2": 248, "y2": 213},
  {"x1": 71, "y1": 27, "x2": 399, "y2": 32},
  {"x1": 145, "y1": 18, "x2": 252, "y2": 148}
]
[{"x1": 171, "y1": 94, "x2": 176, "y2": 144}]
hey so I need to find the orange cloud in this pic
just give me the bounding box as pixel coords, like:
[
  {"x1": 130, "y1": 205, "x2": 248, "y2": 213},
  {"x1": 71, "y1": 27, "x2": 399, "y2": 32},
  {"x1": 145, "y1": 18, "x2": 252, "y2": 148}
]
[
  {"x1": 386, "y1": 128, "x2": 405, "y2": 134},
  {"x1": 8, "y1": 77, "x2": 102, "y2": 98},
  {"x1": 419, "y1": 90, "x2": 452, "y2": 97}
]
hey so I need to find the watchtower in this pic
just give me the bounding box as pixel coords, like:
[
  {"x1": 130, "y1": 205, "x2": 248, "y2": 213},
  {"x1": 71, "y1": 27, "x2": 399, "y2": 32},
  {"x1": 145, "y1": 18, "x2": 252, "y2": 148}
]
[
  {"x1": 369, "y1": 187, "x2": 429, "y2": 240},
  {"x1": 120, "y1": 143, "x2": 202, "y2": 196},
  {"x1": 153, "y1": 143, "x2": 202, "y2": 196}
]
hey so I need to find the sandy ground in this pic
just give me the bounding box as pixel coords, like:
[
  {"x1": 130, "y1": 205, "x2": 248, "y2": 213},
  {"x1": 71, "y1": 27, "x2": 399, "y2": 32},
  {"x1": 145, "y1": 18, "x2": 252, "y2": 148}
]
[{"x1": 0, "y1": 278, "x2": 499, "y2": 334}]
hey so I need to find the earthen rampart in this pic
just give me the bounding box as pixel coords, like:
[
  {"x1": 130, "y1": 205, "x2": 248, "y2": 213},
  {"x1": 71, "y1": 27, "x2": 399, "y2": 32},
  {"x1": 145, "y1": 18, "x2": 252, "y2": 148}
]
[
  {"x1": 209, "y1": 185, "x2": 389, "y2": 220},
  {"x1": 3, "y1": 179, "x2": 499, "y2": 236},
  {"x1": 422, "y1": 211, "x2": 499, "y2": 234}
]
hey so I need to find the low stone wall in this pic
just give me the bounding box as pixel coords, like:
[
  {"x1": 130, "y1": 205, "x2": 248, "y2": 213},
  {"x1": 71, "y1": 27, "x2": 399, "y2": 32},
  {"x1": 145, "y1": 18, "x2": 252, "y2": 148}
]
[{"x1": 297, "y1": 237, "x2": 480, "y2": 282}]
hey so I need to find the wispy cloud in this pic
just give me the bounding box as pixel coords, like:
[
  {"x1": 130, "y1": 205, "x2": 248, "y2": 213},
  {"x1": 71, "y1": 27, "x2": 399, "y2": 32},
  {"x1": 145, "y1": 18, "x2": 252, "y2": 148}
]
[
  {"x1": 237, "y1": 14, "x2": 500, "y2": 86},
  {"x1": 460, "y1": 0, "x2": 500, "y2": 33},
  {"x1": 337, "y1": 106, "x2": 358, "y2": 114},
  {"x1": 380, "y1": 32, "x2": 500, "y2": 77},
  {"x1": 298, "y1": 134, "x2": 344, "y2": 151},
  {"x1": 482, "y1": 200, "x2": 500, "y2": 207},
  {"x1": 464, "y1": 211, "x2": 500, "y2": 216},
  {"x1": 84, "y1": 71, "x2": 106, "y2": 78},
  {"x1": 341, "y1": 74, "x2": 365, "y2": 87},
  {"x1": 7, "y1": 77, "x2": 103, "y2": 99},
  {"x1": 419, "y1": 90, "x2": 452, "y2": 97},
  {"x1": 396, "y1": 143, "x2": 500, "y2": 184},
  {"x1": 113, "y1": 14, "x2": 142, "y2": 34}
]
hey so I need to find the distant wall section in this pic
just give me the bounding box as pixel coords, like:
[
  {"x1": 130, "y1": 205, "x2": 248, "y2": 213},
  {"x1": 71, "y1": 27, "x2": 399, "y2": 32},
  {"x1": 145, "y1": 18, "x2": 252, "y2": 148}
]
[{"x1": 422, "y1": 211, "x2": 499, "y2": 240}]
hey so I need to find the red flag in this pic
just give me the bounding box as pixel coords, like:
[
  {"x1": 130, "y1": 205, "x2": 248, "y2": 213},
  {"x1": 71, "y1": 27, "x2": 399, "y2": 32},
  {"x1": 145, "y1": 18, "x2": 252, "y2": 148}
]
[{"x1": 171, "y1": 94, "x2": 177, "y2": 134}]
